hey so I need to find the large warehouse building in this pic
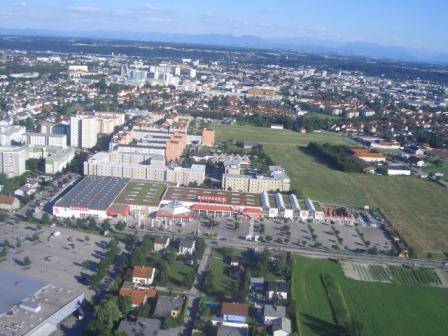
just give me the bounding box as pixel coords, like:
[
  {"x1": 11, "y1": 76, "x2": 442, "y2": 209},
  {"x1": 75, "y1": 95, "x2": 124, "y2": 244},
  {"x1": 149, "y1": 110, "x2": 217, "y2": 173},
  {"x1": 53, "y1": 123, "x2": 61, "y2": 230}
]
[
  {"x1": 52, "y1": 176, "x2": 351, "y2": 223},
  {"x1": 0, "y1": 270, "x2": 84, "y2": 336}
]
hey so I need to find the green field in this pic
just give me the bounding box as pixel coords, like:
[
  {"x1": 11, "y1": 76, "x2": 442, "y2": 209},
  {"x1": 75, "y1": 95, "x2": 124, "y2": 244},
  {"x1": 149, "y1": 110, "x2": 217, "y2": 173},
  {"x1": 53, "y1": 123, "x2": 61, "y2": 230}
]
[
  {"x1": 424, "y1": 159, "x2": 448, "y2": 182},
  {"x1": 215, "y1": 125, "x2": 448, "y2": 255},
  {"x1": 291, "y1": 256, "x2": 448, "y2": 336}
]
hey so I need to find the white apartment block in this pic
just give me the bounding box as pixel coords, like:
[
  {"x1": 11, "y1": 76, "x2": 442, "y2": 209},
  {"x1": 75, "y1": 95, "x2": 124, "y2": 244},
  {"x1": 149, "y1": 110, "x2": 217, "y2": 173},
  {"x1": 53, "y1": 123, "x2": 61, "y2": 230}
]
[
  {"x1": 83, "y1": 151, "x2": 205, "y2": 185},
  {"x1": 0, "y1": 125, "x2": 26, "y2": 146},
  {"x1": 70, "y1": 115, "x2": 98, "y2": 148},
  {"x1": 22, "y1": 132, "x2": 67, "y2": 148},
  {"x1": 0, "y1": 146, "x2": 27, "y2": 178}
]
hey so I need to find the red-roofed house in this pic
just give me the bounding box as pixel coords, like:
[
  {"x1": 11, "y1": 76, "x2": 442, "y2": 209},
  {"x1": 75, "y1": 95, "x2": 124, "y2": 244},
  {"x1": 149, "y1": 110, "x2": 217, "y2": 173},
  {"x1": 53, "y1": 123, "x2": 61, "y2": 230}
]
[
  {"x1": 119, "y1": 287, "x2": 157, "y2": 307},
  {"x1": 132, "y1": 266, "x2": 156, "y2": 286}
]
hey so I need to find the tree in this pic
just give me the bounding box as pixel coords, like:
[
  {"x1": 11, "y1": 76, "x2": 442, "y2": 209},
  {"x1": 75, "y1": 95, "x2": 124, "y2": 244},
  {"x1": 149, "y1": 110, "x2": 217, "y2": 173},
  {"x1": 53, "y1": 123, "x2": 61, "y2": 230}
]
[
  {"x1": 259, "y1": 223, "x2": 265, "y2": 234},
  {"x1": 41, "y1": 213, "x2": 50, "y2": 225},
  {"x1": 234, "y1": 222, "x2": 240, "y2": 231},
  {"x1": 25, "y1": 209, "x2": 34, "y2": 222},
  {"x1": 23, "y1": 256, "x2": 31, "y2": 266},
  {"x1": 15, "y1": 239, "x2": 21, "y2": 248},
  {"x1": 94, "y1": 298, "x2": 121, "y2": 330},
  {"x1": 88, "y1": 218, "x2": 97, "y2": 231},
  {"x1": 85, "y1": 235, "x2": 90, "y2": 242},
  {"x1": 162, "y1": 316, "x2": 178, "y2": 329},
  {"x1": 115, "y1": 221, "x2": 126, "y2": 231},
  {"x1": 82, "y1": 260, "x2": 90, "y2": 269},
  {"x1": 0, "y1": 247, "x2": 7, "y2": 258},
  {"x1": 101, "y1": 220, "x2": 111, "y2": 233},
  {"x1": 119, "y1": 295, "x2": 133, "y2": 318}
]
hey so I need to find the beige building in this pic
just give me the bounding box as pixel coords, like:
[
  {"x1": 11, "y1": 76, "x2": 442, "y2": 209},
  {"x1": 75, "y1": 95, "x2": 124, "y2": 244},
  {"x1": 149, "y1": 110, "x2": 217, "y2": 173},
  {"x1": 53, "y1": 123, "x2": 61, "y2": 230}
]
[
  {"x1": 45, "y1": 147, "x2": 75, "y2": 174},
  {"x1": 0, "y1": 145, "x2": 27, "y2": 178},
  {"x1": 84, "y1": 151, "x2": 205, "y2": 185},
  {"x1": 22, "y1": 132, "x2": 67, "y2": 148},
  {"x1": 223, "y1": 166, "x2": 290, "y2": 193},
  {"x1": 70, "y1": 115, "x2": 98, "y2": 148},
  {"x1": 95, "y1": 111, "x2": 126, "y2": 134}
]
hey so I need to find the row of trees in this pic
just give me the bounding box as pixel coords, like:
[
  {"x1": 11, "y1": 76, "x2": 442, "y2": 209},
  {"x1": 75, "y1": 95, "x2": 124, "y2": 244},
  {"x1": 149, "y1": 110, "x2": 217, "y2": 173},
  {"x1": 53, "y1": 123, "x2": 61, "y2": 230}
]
[{"x1": 306, "y1": 142, "x2": 363, "y2": 173}]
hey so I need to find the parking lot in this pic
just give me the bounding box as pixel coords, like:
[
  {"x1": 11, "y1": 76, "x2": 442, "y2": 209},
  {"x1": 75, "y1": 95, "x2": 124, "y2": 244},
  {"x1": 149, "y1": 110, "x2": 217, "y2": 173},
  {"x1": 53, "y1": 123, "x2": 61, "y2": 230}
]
[
  {"x1": 0, "y1": 223, "x2": 110, "y2": 299},
  {"x1": 147, "y1": 215, "x2": 393, "y2": 254}
]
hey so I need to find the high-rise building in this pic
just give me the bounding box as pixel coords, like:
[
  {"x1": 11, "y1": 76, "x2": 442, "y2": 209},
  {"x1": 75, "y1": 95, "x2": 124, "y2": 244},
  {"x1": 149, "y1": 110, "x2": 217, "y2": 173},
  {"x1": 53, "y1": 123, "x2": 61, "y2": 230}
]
[
  {"x1": 70, "y1": 115, "x2": 98, "y2": 148},
  {"x1": 0, "y1": 146, "x2": 27, "y2": 178}
]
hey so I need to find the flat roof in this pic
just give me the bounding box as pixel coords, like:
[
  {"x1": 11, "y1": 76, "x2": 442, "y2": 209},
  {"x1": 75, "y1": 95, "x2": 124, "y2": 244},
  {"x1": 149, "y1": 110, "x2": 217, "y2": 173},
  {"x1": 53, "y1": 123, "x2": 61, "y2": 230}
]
[
  {"x1": 55, "y1": 176, "x2": 129, "y2": 210},
  {"x1": 0, "y1": 270, "x2": 48, "y2": 316},
  {"x1": 162, "y1": 186, "x2": 261, "y2": 208},
  {"x1": 113, "y1": 180, "x2": 167, "y2": 207}
]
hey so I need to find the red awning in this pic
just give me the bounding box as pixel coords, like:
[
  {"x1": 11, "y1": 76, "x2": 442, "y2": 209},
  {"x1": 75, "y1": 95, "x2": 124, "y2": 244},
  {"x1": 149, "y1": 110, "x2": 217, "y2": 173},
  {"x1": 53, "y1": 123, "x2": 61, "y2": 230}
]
[
  {"x1": 191, "y1": 204, "x2": 234, "y2": 212},
  {"x1": 106, "y1": 204, "x2": 130, "y2": 216},
  {"x1": 242, "y1": 208, "x2": 263, "y2": 216}
]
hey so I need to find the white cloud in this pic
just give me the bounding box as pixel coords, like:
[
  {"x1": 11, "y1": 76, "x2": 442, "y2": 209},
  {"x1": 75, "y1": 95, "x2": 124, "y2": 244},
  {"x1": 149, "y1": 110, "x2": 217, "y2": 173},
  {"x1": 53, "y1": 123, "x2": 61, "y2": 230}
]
[{"x1": 69, "y1": 6, "x2": 102, "y2": 14}]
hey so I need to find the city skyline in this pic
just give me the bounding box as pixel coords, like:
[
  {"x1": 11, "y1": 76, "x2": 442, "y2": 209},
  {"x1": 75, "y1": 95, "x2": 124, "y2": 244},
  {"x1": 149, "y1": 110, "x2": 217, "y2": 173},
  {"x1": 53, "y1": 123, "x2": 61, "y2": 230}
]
[{"x1": 1, "y1": 0, "x2": 447, "y2": 53}]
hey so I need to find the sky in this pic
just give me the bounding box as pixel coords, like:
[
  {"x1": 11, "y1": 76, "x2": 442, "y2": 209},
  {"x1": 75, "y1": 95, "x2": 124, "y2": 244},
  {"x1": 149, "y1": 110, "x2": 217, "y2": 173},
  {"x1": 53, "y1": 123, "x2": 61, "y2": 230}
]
[{"x1": 1, "y1": 0, "x2": 447, "y2": 53}]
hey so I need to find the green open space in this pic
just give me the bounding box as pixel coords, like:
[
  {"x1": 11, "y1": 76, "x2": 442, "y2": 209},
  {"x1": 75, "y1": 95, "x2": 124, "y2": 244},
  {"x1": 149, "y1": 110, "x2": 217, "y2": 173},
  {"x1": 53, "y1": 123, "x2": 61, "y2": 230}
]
[
  {"x1": 424, "y1": 159, "x2": 448, "y2": 182},
  {"x1": 214, "y1": 125, "x2": 448, "y2": 255},
  {"x1": 204, "y1": 248, "x2": 241, "y2": 297},
  {"x1": 291, "y1": 256, "x2": 448, "y2": 336}
]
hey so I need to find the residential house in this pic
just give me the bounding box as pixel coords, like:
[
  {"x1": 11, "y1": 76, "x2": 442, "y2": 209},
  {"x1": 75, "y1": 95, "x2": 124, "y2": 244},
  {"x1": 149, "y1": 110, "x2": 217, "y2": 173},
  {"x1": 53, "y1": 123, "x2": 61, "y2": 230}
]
[
  {"x1": 132, "y1": 266, "x2": 156, "y2": 286},
  {"x1": 250, "y1": 277, "x2": 265, "y2": 293},
  {"x1": 117, "y1": 317, "x2": 161, "y2": 336},
  {"x1": 0, "y1": 195, "x2": 20, "y2": 210},
  {"x1": 119, "y1": 285, "x2": 157, "y2": 308},
  {"x1": 266, "y1": 280, "x2": 288, "y2": 300},
  {"x1": 178, "y1": 238, "x2": 196, "y2": 255},
  {"x1": 217, "y1": 326, "x2": 249, "y2": 336},
  {"x1": 221, "y1": 302, "x2": 249, "y2": 325},
  {"x1": 154, "y1": 236, "x2": 170, "y2": 252},
  {"x1": 153, "y1": 296, "x2": 184, "y2": 319},
  {"x1": 271, "y1": 317, "x2": 291, "y2": 336},
  {"x1": 263, "y1": 305, "x2": 286, "y2": 324}
]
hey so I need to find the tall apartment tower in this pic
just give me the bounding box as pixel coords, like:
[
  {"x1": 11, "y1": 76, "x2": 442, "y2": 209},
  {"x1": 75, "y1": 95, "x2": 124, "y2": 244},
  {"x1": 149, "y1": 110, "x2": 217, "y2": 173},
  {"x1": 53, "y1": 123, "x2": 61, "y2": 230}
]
[
  {"x1": 0, "y1": 146, "x2": 27, "y2": 178},
  {"x1": 70, "y1": 115, "x2": 98, "y2": 149}
]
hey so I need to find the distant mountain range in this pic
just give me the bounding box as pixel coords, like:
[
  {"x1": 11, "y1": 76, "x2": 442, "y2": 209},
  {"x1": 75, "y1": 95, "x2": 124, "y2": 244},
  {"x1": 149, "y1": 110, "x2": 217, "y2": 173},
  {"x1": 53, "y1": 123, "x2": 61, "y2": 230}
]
[{"x1": 1, "y1": 27, "x2": 447, "y2": 65}]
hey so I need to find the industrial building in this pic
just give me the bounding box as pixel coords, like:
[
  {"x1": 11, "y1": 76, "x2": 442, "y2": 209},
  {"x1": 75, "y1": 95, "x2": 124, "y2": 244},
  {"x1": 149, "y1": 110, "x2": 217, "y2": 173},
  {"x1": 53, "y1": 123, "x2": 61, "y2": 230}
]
[
  {"x1": 53, "y1": 176, "x2": 130, "y2": 219},
  {"x1": 0, "y1": 270, "x2": 84, "y2": 336},
  {"x1": 52, "y1": 176, "x2": 345, "y2": 223}
]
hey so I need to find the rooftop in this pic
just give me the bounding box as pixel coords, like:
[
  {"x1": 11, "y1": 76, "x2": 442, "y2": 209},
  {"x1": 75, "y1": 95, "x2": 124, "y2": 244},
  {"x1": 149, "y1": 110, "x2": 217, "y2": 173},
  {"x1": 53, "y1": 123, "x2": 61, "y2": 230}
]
[
  {"x1": 162, "y1": 186, "x2": 261, "y2": 208},
  {"x1": 113, "y1": 180, "x2": 167, "y2": 207},
  {"x1": 54, "y1": 176, "x2": 129, "y2": 211}
]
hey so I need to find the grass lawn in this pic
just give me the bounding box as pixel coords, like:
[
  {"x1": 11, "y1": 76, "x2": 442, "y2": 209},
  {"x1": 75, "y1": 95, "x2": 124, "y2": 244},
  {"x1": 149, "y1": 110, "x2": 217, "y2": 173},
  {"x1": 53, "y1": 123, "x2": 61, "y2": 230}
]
[
  {"x1": 206, "y1": 249, "x2": 240, "y2": 297},
  {"x1": 215, "y1": 125, "x2": 448, "y2": 255},
  {"x1": 291, "y1": 256, "x2": 448, "y2": 336},
  {"x1": 424, "y1": 159, "x2": 448, "y2": 182},
  {"x1": 356, "y1": 175, "x2": 448, "y2": 255}
]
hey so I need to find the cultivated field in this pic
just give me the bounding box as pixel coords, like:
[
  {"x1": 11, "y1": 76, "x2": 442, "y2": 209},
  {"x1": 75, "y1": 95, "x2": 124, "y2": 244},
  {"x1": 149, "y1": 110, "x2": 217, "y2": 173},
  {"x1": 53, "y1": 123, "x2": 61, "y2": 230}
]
[
  {"x1": 215, "y1": 125, "x2": 448, "y2": 255},
  {"x1": 291, "y1": 256, "x2": 448, "y2": 336},
  {"x1": 342, "y1": 261, "x2": 444, "y2": 286}
]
